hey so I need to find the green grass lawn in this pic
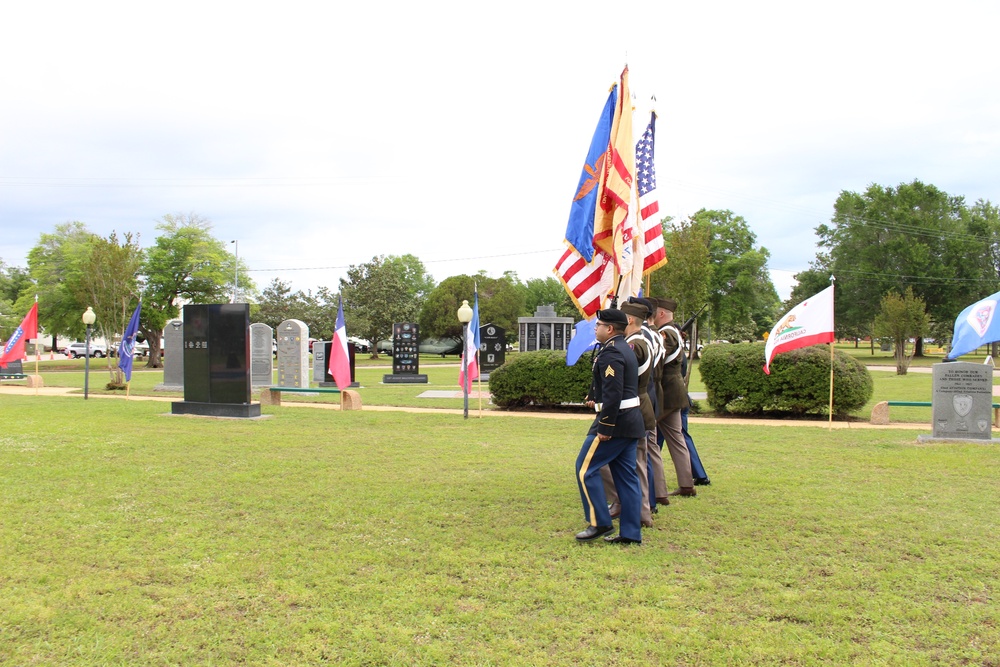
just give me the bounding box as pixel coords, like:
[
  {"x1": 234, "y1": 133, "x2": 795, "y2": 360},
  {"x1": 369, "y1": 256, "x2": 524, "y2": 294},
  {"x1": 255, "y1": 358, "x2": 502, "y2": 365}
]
[
  {"x1": 1, "y1": 396, "x2": 997, "y2": 665},
  {"x1": 12, "y1": 350, "x2": 1000, "y2": 425}
]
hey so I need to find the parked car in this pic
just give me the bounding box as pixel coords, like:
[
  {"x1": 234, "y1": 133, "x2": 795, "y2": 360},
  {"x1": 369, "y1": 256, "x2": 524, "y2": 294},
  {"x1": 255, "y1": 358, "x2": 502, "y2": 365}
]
[
  {"x1": 348, "y1": 337, "x2": 371, "y2": 353},
  {"x1": 64, "y1": 341, "x2": 108, "y2": 358}
]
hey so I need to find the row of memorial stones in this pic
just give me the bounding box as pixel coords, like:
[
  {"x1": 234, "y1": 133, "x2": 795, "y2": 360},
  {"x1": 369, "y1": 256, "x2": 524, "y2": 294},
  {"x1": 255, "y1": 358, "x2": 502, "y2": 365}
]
[
  {"x1": 157, "y1": 319, "x2": 328, "y2": 391},
  {"x1": 156, "y1": 318, "x2": 512, "y2": 392}
]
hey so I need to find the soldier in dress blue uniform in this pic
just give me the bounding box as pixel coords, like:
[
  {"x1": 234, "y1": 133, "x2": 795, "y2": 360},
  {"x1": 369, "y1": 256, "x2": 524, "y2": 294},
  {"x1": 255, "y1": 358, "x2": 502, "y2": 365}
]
[{"x1": 574, "y1": 308, "x2": 646, "y2": 545}]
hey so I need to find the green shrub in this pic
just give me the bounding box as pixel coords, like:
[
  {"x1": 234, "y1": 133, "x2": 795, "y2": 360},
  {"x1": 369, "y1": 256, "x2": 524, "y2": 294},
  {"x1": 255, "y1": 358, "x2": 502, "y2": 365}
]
[
  {"x1": 699, "y1": 342, "x2": 873, "y2": 417},
  {"x1": 488, "y1": 349, "x2": 592, "y2": 408}
]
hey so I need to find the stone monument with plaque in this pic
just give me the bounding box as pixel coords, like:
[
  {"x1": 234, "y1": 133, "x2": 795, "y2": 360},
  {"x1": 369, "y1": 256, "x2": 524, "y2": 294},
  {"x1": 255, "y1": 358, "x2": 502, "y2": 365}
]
[
  {"x1": 171, "y1": 303, "x2": 260, "y2": 418},
  {"x1": 276, "y1": 319, "x2": 309, "y2": 388},
  {"x1": 312, "y1": 340, "x2": 327, "y2": 385},
  {"x1": 250, "y1": 323, "x2": 274, "y2": 388},
  {"x1": 383, "y1": 322, "x2": 427, "y2": 384},
  {"x1": 479, "y1": 323, "x2": 506, "y2": 379},
  {"x1": 518, "y1": 305, "x2": 574, "y2": 352},
  {"x1": 313, "y1": 340, "x2": 358, "y2": 387},
  {"x1": 930, "y1": 361, "x2": 993, "y2": 440},
  {"x1": 155, "y1": 318, "x2": 185, "y2": 391}
]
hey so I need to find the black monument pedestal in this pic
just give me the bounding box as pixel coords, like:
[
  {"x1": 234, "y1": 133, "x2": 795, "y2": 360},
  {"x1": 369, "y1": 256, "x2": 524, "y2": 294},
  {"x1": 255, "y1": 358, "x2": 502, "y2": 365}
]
[{"x1": 171, "y1": 401, "x2": 262, "y2": 418}]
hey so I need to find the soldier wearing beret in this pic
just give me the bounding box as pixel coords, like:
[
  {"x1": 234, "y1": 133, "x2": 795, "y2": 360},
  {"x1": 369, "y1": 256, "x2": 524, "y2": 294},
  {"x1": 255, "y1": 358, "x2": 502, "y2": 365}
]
[
  {"x1": 600, "y1": 300, "x2": 657, "y2": 526},
  {"x1": 653, "y1": 297, "x2": 696, "y2": 496},
  {"x1": 573, "y1": 308, "x2": 645, "y2": 545}
]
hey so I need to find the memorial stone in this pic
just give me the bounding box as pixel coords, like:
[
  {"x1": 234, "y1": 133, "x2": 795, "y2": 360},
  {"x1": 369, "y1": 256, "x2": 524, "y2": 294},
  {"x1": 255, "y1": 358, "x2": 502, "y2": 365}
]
[
  {"x1": 276, "y1": 319, "x2": 309, "y2": 388},
  {"x1": 171, "y1": 303, "x2": 260, "y2": 418},
  {"x1": 383, "y1": 322, "x2": 427, "y2": 384},
  {"x1": 156, "y1": 318, "x2": 185, "y2": 391},
  {"x1": 250, "y1": 323, "x2": 274, "y2": 388},
  {"x1": 313, "y1": 340, "x2": 328, "y2": 384},
  {"x1": 932, "y1": 361, "x2": 993, "y2": 439},
  {"x1": 518, "y1": 305, "x2": 574, "y2": 352},
  {"x1": 479, "y1": 323, "x2": 506, "y2": 377},
  {"x1": 315, "y1": 340, "x2": 358, "y2": 387}
]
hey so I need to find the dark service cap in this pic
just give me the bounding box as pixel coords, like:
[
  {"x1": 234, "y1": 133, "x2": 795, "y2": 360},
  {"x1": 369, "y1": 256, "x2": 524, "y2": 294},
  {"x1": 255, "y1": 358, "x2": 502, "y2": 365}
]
[{"x1": 596, "y1": 308, "x2": 628, "y2": 327}]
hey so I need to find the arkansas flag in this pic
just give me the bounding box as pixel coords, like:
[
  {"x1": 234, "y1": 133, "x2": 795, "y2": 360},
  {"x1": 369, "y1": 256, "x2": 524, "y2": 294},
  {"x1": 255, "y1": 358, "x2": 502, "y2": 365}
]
[
  {"x1": 0, "y1": 303, "x2": 38, "y2": 368},
  {"x1": 328, "y1": 296, "x2": 352, "y2": 390},
  {"x1": 946, "y1": 290, "x2": 1000, "y2": 359},
  {"x1": 764, "y1": 285, "x2": 835, "y2": 374},
  {"x1": 459, "y1": 289, "x2": 480, "y2": 391}
]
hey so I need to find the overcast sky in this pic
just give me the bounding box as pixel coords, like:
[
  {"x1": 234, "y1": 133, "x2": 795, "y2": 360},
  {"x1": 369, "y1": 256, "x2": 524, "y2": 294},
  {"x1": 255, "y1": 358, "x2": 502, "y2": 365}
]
[{"x1": 3, "y1": 1, "x2": 999, "y2": 303}]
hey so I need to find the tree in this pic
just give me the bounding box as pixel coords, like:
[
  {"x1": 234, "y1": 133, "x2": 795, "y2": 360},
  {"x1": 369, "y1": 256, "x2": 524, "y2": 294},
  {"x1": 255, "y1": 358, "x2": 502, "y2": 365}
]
[
  {"x1": 817, "y1": 180, "x2": 995, "y2": 353},
  {"x1": 654, "y1": 209, "x2": 779, "y2": 342},
  {"x1": 0, "y1": 261, "x2": 33, "y2": 345},
  {"x1": 383, "y1": 254, "x2": 435, "y2": 305},
  {"x1": 75, "y1": 232, "x2": 143, "y2": 384},
  {"x1": 648, "y1": 215, "x2": 712, "y2": 335},
  {"x1": 873, "y1": 287, "x2": 930, "y2": 375},
  {"x1": 340, "y1": 255, "x2": 420, "y2": 359},
  {"x1": 23, "y1": 222, "x2": 99, "y2": 342},
  {"x1": 139, "y1": 213, "x2": 247, "y2": 367},
  {"x1": 420, "y1": 273, "x2": 525, "y2": 341},
  {"x1": 521, "y1": 277, "x2": 576, "y2": 318}
]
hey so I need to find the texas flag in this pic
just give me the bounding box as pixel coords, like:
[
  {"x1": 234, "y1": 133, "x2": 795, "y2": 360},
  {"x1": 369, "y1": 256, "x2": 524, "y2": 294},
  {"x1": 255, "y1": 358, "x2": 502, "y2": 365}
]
[
  {"x1": 0, "y1": 303, "x2": 38, "y2": 368},
  {"x1": 764, "y1": 285, "x2": 835, "y2": 374},
  {"x1": 459, "y1": 289, "x2": 480, "y2": 391},
  {"x1": 328, "y1": 296, "x2": 352, "y2": 391}
]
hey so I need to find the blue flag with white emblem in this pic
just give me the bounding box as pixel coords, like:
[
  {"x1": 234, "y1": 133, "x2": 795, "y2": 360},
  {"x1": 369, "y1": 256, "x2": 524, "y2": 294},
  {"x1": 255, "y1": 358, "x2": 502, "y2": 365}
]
[
  {"x1": 118, "y1": 302, "x2": 141, "y2": 381},
  {"x1": 947, "y1": 291, "x2": 1000, "y2": 359}
]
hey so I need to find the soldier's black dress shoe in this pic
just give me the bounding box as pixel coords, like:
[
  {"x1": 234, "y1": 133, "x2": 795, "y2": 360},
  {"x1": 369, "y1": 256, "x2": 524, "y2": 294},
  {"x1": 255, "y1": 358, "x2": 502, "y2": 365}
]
[
  {"x1": 575, "y1": 525, "x2": 615, "y2": 541},
  {"x1": 604, "y1": 535, "x2": 641, "y2": 545}
]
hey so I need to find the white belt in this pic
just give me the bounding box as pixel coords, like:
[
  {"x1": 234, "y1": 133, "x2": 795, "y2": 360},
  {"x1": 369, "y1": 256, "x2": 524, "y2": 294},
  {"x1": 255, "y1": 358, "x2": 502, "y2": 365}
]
[{"x1": 594, "y1": 396, "x2": 640, "y2": 412}]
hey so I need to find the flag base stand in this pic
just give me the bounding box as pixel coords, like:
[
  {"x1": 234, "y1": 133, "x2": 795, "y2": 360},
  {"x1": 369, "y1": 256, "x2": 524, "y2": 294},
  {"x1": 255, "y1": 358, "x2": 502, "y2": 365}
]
[
  {"x1": 382, "y1": 374, "x2": 428, "y2": 384},
  {"x1": 171, "y1": 401, "x2": 263, "y2": 419}
]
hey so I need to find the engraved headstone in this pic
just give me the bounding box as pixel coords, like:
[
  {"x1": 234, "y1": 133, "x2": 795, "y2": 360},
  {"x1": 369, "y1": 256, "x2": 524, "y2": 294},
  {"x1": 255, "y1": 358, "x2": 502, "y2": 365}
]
[
  {"x1": 383, "y1": 322, "x2": 427, "y2": 383},
  {"x1": 250, "y1": 323, "x2": 274, "y2": 388},
  {"x1": 932, "y1": 361, "x2": 992, "y2": 439},
  {"x1": 518, "y1": 305, "x2": 574, "y2": 352},
  {"x1": 276, "y1": 319, "x2": 309, "y2": 388},
  {"x1": 479, "y1": 323, "x2": 506, "y2": 377},
  {"x1": 312, "y1": 340, "x2": 328, "y2": 384},
  {"x1": 315, "y1": 340, "x2": 358, "y2": 387},
  {"x1": 156, "y1": 318, "x2": 185, "y2": 391},
  {"x1": 171, "y1": 303, "x2": 260, "y2": 418}
]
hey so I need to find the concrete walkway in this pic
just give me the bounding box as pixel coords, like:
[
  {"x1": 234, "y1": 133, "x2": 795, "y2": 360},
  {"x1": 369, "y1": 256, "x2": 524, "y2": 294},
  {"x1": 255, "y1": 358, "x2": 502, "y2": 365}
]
[{"x1": 0, "y1": 384, "x2": 930, "y2": 430}]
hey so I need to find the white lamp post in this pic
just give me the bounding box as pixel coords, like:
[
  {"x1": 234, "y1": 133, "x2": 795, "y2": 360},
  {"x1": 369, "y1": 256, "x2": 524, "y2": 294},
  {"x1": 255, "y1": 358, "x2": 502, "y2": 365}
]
[
  {"x1": 81, "y1": 306, "x2": 96, "y2": 400},
  {"x1": 457, "y1": 299, "x2": 473, "y2": 419},
  {"x1": 230, "y1": 239, "x2": 239, "y2": 303}
]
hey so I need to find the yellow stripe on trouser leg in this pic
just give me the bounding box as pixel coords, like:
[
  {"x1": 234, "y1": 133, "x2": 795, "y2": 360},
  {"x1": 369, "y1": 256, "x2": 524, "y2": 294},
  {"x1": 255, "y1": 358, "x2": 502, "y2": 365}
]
[{"x1": 578, "y1": 436, "x2": 602, "y2": 526}]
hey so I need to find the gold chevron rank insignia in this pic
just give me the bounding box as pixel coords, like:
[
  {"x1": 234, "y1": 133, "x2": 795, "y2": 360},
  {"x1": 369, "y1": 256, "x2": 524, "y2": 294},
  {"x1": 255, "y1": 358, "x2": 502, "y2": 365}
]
[{"x1": 605, "y1": 366, "x2": 615, "y2": 377}]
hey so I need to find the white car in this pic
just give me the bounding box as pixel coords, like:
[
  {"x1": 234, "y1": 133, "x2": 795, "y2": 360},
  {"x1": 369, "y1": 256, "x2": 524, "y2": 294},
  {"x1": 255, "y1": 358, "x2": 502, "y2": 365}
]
[{"x1": 64, "y1": 341, "x2": 108, "y2": 358}]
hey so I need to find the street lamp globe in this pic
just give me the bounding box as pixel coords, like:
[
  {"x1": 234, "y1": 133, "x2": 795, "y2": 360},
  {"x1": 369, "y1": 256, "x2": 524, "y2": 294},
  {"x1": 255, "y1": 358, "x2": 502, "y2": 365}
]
[
  {"x1": 457, "y1": 300, "x2": 473, "y2": 324},
  {"x1": 82, "y1": 307, "x2": 96, "y2": 326}
]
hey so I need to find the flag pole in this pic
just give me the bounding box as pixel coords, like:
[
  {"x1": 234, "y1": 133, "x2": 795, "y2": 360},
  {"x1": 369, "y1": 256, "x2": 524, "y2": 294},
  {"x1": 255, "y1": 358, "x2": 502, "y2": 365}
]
[
  {"x1": 828, "y1": 276, "x2": 836, "y2": 431},
  {"x1": 34, "y1": 295, "x2": 39, "y2": 396}
]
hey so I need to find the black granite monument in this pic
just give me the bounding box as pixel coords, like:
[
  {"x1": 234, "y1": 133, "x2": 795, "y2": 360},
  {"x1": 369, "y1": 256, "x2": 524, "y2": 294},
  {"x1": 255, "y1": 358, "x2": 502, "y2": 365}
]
[{"x1": 171, "y1": 303, "x2": 261, "y2": 418}]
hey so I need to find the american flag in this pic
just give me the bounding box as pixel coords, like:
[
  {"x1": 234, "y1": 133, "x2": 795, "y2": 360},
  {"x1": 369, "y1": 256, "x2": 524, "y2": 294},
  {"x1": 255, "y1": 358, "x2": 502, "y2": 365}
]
[{"x1": 636, "y1": 112, "x2": 667, "y2": 274}]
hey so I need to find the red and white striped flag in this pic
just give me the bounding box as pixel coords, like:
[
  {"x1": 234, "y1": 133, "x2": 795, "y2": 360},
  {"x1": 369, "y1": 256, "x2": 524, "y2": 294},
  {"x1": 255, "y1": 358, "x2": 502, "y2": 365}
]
[{"x1": 636, "y1": 112, "x2": 667, "y2": 274}]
